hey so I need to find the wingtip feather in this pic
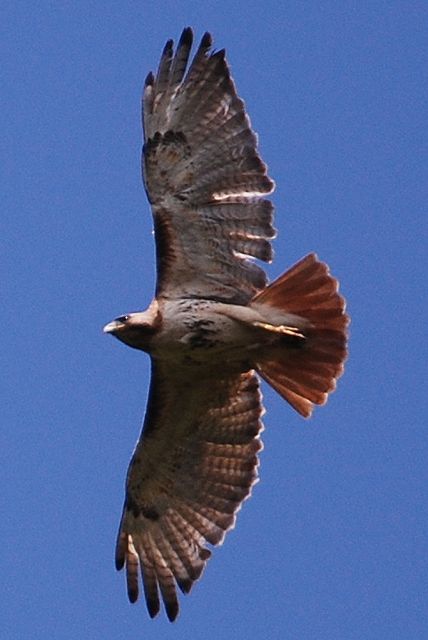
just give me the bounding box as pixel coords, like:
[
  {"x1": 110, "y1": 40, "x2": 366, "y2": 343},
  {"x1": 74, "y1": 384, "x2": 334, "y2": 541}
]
[
  {"x1": 201, "y1": 31, "x2": 212, "y2": 49},
  {"x1": 125, "y1": 548, "x2": 140, "y2": 603},
  {"x1": 162, "y1": 38, "x2": 174, "y2": 56},
  {"x1": 179, "y1": 26, "x2": 193, "y2": 46},
  {"x1": 115, "y1": 530, "x2": 126, "y2": 571},
  {"x1": 147, "y1": 597, "x2": 161, "y2": 618},
  {"x1": 165, "y1": 599, "x2": 179, "y2": 622},
  {"x1": 144, "y1": 71, "x2": 154, "y2": 87}
]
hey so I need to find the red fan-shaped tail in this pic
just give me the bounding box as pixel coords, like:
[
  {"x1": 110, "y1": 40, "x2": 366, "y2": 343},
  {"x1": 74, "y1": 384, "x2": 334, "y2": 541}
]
[{"x1": 253, "y1": 254, "x2": 349, "y2": 417}]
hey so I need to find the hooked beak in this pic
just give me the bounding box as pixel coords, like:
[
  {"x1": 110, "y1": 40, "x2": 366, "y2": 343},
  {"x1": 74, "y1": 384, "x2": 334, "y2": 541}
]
[{"x1": 103, "y1": 320, "x2": 122, "y2": 334}]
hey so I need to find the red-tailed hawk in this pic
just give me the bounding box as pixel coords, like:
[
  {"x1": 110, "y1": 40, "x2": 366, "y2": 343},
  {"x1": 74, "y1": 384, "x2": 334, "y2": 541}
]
[{"x1": 104, "y1": 28, "x2": 349, "y2": 621}]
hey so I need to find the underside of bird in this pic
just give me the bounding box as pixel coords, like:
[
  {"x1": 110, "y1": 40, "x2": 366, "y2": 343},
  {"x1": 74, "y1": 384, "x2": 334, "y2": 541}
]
[{"x1": 105, "y1": 26, "x2": 350, "y2": 624}]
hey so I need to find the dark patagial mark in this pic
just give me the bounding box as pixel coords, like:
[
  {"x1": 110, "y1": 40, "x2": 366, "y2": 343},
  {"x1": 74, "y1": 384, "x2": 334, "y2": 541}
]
[
  {"x1": 153, "y1": 210, "x2": 175, "y2": 294},
  {"x1": 126, "y1": 495, "x2": 160, "y2": 521},
  {"x1": 144, "y1": 129, "x2": 188, "y2": 155},
  {"x1": 141, "y1": 505, "x2": 160, "y2": 521}
]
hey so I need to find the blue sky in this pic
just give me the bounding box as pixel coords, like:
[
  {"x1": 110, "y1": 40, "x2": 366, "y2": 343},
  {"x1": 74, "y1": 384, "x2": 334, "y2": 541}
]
[{"x1": 2, "y1": 2, "x2": 426, "y2": 638}]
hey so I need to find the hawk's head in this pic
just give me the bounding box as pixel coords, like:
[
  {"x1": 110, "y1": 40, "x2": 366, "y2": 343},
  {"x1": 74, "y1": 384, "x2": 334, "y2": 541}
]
[{"x1": 103, "y1": 301, "x2": 160, "y2": 352}]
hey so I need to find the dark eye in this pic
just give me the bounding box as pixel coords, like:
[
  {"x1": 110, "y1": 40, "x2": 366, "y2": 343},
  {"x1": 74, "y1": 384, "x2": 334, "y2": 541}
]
[{"x1": 117, "y1": 315, "x2": 130, "y2": 323}]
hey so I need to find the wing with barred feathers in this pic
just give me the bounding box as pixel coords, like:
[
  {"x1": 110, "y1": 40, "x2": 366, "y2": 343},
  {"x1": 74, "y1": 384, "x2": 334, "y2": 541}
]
[
  {"x1": 142, "y1": 28, "x2": 275, "y2": 303},
  {"x1": 115, "y1": 362, "x2": 264, "y2": 621}
]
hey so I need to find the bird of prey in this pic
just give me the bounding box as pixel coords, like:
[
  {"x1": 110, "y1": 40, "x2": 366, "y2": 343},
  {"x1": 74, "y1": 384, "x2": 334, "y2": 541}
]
[{"x1": 104, "y1": 28, "x2": 349, "y2": 622}]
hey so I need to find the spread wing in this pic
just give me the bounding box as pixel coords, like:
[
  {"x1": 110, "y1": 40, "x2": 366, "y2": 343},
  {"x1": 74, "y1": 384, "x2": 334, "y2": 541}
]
[
  {"x1": 143, "y1": 28, "x2": 275, "y2": 304},
  {"x1": 115, "y1": 361, "x2": 264, "y2": 621}
]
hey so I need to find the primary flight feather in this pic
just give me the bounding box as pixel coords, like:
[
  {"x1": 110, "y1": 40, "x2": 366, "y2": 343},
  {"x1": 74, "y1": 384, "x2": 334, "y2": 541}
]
[{"x1": 104, "y1": 27, "x2": 349, "y2": 621}]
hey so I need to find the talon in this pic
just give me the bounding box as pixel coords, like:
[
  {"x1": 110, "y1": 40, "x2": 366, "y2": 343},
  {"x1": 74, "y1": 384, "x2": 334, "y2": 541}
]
[{"x1": 253, "y1": 321, "x2": 305, "y2": 339}]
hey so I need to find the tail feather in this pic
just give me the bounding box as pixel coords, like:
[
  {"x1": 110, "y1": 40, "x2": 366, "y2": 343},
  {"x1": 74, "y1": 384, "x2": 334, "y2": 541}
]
[{"x1": 253, "y1": 253, "x2": 349, "y2": 417}]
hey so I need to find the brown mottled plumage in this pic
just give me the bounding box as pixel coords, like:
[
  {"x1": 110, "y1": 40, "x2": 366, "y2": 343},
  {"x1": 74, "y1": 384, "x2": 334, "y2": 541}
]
[{"x1": 104, "y1": 28, "x2": 349, "y2": 621}]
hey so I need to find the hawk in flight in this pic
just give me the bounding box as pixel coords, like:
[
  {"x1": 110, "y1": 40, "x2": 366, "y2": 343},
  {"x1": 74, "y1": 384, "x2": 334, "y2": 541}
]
[{"x1": 104, "y1": 28, "x2": 349, "y2": 621}]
